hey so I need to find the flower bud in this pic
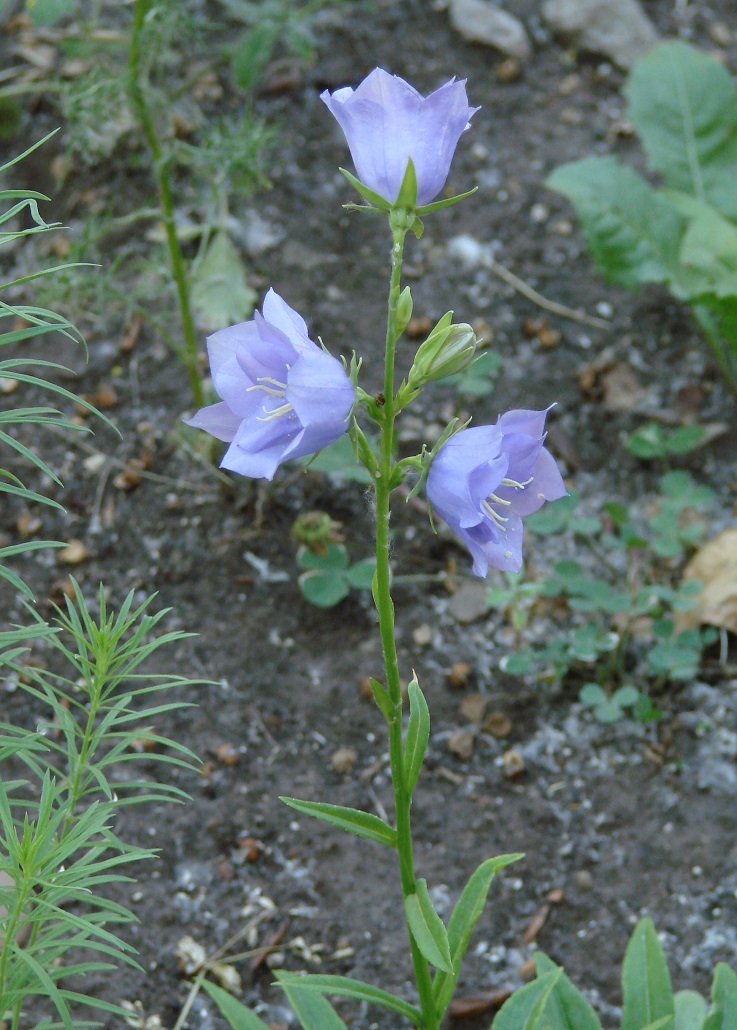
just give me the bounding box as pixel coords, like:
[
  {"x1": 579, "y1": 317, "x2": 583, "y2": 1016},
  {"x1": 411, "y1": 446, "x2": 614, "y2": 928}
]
[
  {"x1": 396, "y1": 286, "x2": 413, "y2": 337},
  {"x1": 408, "y1": 317, "x2": 477, "y2": 388}
]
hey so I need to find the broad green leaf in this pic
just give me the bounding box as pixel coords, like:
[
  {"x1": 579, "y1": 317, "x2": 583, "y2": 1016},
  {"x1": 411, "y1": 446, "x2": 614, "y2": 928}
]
[
  {"x1": 531, "y1": 952, "x2": 602, "y2": 1029},
  {"x1": 404, "y1": 676, "x2": 430, "y2": 795},
  {"x1": 611, "y1": 686, "x2": 640, "y2": 707},
  {"x1": 434, "y1": 853, "x2": 522, "y2": 1014},
  {"x1": 345, "y1": 558, "x2": 377, "y2": 590},
  {"x1": 280, "y1": 981, "x2": 348, "y2": 1030},
  {"x1": 491, "y1": 971, "x2": 561, "y2": 1029},
  {"x1": 674, "y1": 989, "x2": 707, "y2": 1030},
  {"x1": 298, "y1": 544, "x2": 350, "y2": 573},
  {"x1": 679, "y1": 203, "x2": 737, "y2": 297},
  {"x1": 298, "y1": 571, "x2": 350, "y2": 608},
  {"x1": 190, "y1": 231, "x2": 256, "y2": 330},
  {"x1": 546, "y1": 157, "x2": 686, "y2": 290},
  {"x1": 405, "y1": 879, "x2": 453, "y2": 973},
  {"x1": 703, "y1": 963, "x2": 737, "y2": 1030},
  {"x1": 625, "y1": 41, "x2": 737, "y2": 218},
  {"x1": 279, "y1": 797, "x2": 396, "y2": 847},
  {"x1": 621, "y1": 918, "x2": 675, "y2": 1030},
  {"x1": 27, "y1": 0, "x2": 77, "y2": 26},
  {"x1": 274, "y1": 972, "x2": 422, "y2": 1026},
  {"x1": 200, "y1": 979, "x2": 271, "y2": 1029},
  {"x1": 580, "y1": 683, "x2": 607, "y2": 706}
]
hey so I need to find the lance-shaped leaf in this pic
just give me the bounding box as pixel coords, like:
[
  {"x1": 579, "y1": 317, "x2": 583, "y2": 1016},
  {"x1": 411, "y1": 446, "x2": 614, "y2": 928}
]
[
  {"x1": 200, "y1": 979, "x2": 271, "y2": 1029},
  {"x1": 279, "y1": 798, "x2": 396, "y2": 848},
  {"x1": 405, "y1": 879, "x2": 453, "y2": 973},
  {"x1": 491, "y1": 970, "x2": 561, "y2": 1029},
  {"x1": 404, "y1": 675, "x2": 430, "y2": 795},
  {"x1": 280, "y1": 980, "x2": 348, "y2": 1030},
  {"x1": 274, "y1": 972, "x2": 422, "y2": 1026},
  {"x1": 674, "y1": 989, "x2": 707, "y2": 1030},
  {"x1": 621, "y1": 918, "x2": 675, "y2": 1030},
  {"x1": 433, "y1": 853, "x2": 522, "y2": 1014}
]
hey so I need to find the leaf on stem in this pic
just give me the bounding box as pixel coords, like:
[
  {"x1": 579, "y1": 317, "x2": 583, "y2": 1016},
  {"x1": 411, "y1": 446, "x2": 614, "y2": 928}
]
[
  {"x1": 621, "y1": 917, "x2": 675, "y2": 1030},
  {"x1": 280, "y1": 981, "x2": 349, "y2": 1030},
  {"x1": 279, "y1": 797, "x2": 397, "y2": 847},
  {"x1": 403, "y1": 674, "x2": 429, "y2": 795},
  {"x1": 200, "y1": 978, "x2": 271, "y2": 1029},
  {"x1": 274, "y1": 972, "x2": 423, "y2": 1026},
  {"x1": 405, "y1": 878, "x2": 453, "y2": 973}
]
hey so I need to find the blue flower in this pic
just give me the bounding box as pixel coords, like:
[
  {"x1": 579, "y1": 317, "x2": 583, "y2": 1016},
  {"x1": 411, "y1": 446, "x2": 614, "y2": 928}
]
[
  {"x1": 321, "y1": 68, "x2": 478, "y2": 207},
  {"x1": 186, "y1": 290, "x2": 355, "y2": 480},
  {"x1": 426, "y1": 409, "x2": 567, "y2": 576}
]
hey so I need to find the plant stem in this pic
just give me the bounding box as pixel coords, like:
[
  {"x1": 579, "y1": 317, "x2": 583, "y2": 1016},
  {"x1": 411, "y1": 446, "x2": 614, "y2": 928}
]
[
  {"x1": 126, "y1": 0, "x2": 205, "y2": 408},
  {"x1": 374, "y1": 220, "x2": 438, "y2": 1030}
]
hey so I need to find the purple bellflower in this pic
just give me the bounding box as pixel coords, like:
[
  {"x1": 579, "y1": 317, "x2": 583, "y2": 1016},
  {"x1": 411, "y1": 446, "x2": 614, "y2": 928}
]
[
  {"x1": 426, "y1": 408, "x2": 567, "y2": 577},
  {"x1": 186, "y1": 289, "x2": 355, "y2": 481},
  {"x1": 320, "y1": 68, "x2": 478, "y2": 207}
]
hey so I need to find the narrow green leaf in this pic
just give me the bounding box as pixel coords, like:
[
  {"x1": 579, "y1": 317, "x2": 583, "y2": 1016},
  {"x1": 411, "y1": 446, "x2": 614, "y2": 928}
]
[
  {"x1": 531, "y1": 953, "x2": 602, "y2": 1029},
  {"x1": 491, "y1": 972, "x2": 561, "y2": 1029},
  {"x1": 704, "y1": 963, "x2": 737, "y2": 1030},
  {"x1": 405, "y1": 879, "x2": 453, "y2": 973},
  {"x1": 625, "y1": 41, "x2": 737, "y2": 218},
  {"x1": 621, "y1": 918, "x2": 675, "y2": 1030},
  {"x1": 339, "y1": 168, "x2": 392, "y2": 212},
  {"x1": 546, "y1": 157, "x2": 686, "y2": 290},
  {"x1": 404, "y1": 675, "x2": 430, "y2": 795},
  {"x1": 525, "y1": 969, "x2": 564, "y2": 1028},
  {"x1": 367, "y1": 676, "x2": 395, "y2": 722},
  {"x1": 274, "y1": 972, "x2": 422, "y2": 1026},
  {"x1": 200, "y1": 978, "x2": 271, "y2": 1029},
  {"x1": 674, "y1": 989, "x2": 707, "y2": 1030},
  {"x1": 281, "y1": 981, "x2": 348, "y2": 1030},
  {"x1": 279, "y1": 797, "x2": 396, "y2": 847},
  {"x1": 433, "y1": 853, "x2": 522, "y2": 1014},
  {"x1": 231, "y1": 23, "x2": 280, "y2": 92}
]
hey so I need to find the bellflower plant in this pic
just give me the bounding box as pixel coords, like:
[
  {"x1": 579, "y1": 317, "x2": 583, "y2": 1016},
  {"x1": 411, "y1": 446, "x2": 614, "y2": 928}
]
[
  {"x1": 188, "y1": 69, "x2": 566, "y2": 1030},
  {"x1": 426, "y1": 410, "x2": 567, "y2": 577},
  {"x1": 186, "y1": 288, "x2": 355, "y2": 480},
  {"x1": 321, "y1": 68, "x2": 479, "y2": 209}
]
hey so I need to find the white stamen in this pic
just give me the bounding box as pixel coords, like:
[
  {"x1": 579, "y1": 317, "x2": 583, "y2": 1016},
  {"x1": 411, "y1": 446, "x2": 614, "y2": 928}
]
[
  {"x1": 501, "y1": 475, "x2": 533, "y2": 490},
  {"x1": 481, "y1": 499, "x2": 509, "y2": 529},
  {"x1": 257, "y1": 402, "x2": 294, "y2": 422},
  {"x1": 488, "y1": 491, "x2": 511, "y2": 506}
]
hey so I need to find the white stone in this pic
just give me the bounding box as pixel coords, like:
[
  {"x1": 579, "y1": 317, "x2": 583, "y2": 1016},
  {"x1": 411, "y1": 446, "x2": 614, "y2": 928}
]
[
  {"x1": 542, "y1": 0, "x2": 658, "y2": 69},
  {"x1": 449, "y1": 0, "x2": 532, "y2": 61}
]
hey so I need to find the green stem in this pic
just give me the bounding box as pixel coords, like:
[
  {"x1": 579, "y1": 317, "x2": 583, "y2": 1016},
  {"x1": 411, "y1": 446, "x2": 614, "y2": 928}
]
[
  {"x1": 126, "y1": 0, "x2": 205, "y2": 409},
  {"x1": 374, "y1": 220, "x2": 438, "y2": 1030}
]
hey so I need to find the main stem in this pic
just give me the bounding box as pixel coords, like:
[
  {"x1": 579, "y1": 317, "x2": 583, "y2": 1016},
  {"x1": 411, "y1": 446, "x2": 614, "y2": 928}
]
[
  {"x1": 374, "y1": 221, "x2": 438, "y2": 1030},
  {"x1": 127, "y1": 0, "x2": 205, "y2": 409}
]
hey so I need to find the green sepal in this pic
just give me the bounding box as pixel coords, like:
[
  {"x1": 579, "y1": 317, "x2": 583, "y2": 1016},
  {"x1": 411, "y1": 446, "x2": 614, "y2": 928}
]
[
  {"x1": 350, "y1": 417, "x2": 379, "y2": 475},
  {"x1": 404, "y1": 674, "x2": 430, "y2": 795},
  {"x1": 395, "y1": 156, "x2": 418, "y2": 211},
  {"x1": 433, "y1": 853, "x2": 523, "y2": 1016},
  {"x1": 416, "y1": 186, "x2": 478, "y2": 215},
  {"x1": 368, "y1": 676, "x2": 396, "y2": 723},
  {"x1": 396, "y1": 285, "x2": 413, "y2": 336},
  {"x1": 411, "y1": 215, "x2": 424, "y2": 239},
  {"x1": 405, "y1": 878, "x2": 453, "y2": 973},
  {"x1": 274, "y1": 972, "x2": 423, "y2": 1027},
  {"x1": 279, "y1": 797, "x2": 397, "y2": 847},
  {"x1": 339, "y1": 168, "x2": 392, "y2": 212}
]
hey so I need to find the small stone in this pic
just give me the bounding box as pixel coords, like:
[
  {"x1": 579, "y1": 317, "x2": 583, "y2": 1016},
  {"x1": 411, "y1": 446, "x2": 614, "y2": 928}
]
[
  {"x1": 215, "y1": 743, "x2": 240, "y2": 766},
  {"x1": 448, "y1": 661, "x2": 473, "y2": 690},
  {"x1": 460, "y1": 692, "x2": 487, "y2": 724},
  {"x1": 530, "y1": 203, "x2": 549, "y2": 223},
  {"x1": 448, "y1": 728, "x2": 475, "y2": 760},
  {"x1": 483, "y1": 711, "x2": 512, "y2": 738},
  {"x1": 551, "y1": 218, "x2": 573, "y2": 236},
  {"x1": 559, "y1": 106, "x2": 584, "y2": 125},
  {"x1": 496, "y1": 57, "x2": 522, "y2": 82},
  {"x1": 502, "y1": 748, "x2": 526, "y2": 779},
  {"x1": 237, "y1": 836, "x2": 262, "y2": 861},
  {"x1": 542, "y1": 0, "x2": 658, "y2": 69},
  {"x1": 449, "y1": 0, "x2": 532, "y2": 60},
  {"x1": 575, "y1": 870, "x2": 594, "y2": 891},
  {"x1": 709, "y1": 21, "x2": 732, "y2": 47},
  {"x1": 446, "y1": 233, "x2": 488, "y2": 272},
  {"x1": 413, "y1": 623, "x2": 434, "y2": 646},
  {"x1": 58, "y1": 539, "x2": 89, "y2": 565},
  {"x1": 331, "y1": 747, "x2": 357, "y2": 774},
  {"x1": 448, "y1": 580, "x2": 489, "y2": 624},
  {"x1": 558, "y1": 72, "x2": 581, "y2": 95},
  {"x1": 697, "y1": 755, "x2": 737, "y2": 794}
]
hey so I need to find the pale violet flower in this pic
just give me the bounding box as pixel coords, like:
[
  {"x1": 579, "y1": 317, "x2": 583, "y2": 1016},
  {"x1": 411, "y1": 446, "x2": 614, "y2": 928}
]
[
  {"x1": 321, "y1": 68, "x2": 478, "y2": 207},
  {"x1": 426, "y1": 409, "x2": 567, "y2": 577},
  {"x1": 186, "y1": 289, "x2": 355, "y2": 480}
]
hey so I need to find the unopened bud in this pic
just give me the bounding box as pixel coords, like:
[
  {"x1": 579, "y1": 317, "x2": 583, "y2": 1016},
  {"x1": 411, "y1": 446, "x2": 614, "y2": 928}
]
[
  {"x1": 408, "y1": 317, "x2": 477, "y2": 388},
  {"x1": 396, "y1": 286, "x2": 413, "y2": 337}
]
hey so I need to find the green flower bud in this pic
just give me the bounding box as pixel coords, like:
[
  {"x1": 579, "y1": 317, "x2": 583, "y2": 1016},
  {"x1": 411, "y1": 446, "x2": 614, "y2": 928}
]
[
  {"x1": 408, "y1": 317, "x2": 477, "y2": 388},
  {"x1": 396, "y1": 286, "x2": 413, "y2": 337}
]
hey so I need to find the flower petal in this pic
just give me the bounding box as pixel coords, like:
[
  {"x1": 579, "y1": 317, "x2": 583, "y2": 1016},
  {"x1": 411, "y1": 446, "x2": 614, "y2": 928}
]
[{"x1": 185, "y1": 401, "x2": 241, "y2": 443}]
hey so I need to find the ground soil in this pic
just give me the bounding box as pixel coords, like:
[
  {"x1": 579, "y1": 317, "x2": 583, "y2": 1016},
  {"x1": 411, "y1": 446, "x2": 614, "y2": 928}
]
[{"x1": 2, "y1": 1, "x2": 737, "y2": 1028}]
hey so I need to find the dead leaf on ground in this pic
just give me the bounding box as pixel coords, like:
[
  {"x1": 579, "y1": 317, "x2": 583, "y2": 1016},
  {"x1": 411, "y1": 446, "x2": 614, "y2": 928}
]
[
  {"x1": 601, "y1": 362, "x2": 645, "y2": 412},
  {"x1": 676, "y1": 528, "x2": 737, "y2": 634},
  {"x1": 448, "y1": 728, "x2": 475, "y2": 760},
  {"x1": 483, "y1": 711, "x2": 512, "y2": 738},
  {"x1": 58, "y1": 539, "x2": 89, "y2": 565},
  {"x1": 448, "y1": 988, "x2": 513, "y2": 1017},
  {"x1": 459, "y1": 692, "x2": 486, "y2": 724},
  {"x1": 502, "y1": 748, "x2": 526, "y2": 779}
]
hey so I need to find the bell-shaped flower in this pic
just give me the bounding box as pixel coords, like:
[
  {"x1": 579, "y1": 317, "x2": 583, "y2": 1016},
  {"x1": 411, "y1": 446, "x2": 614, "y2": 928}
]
[
  {"x1": 321, "y1": 68, "x2": 478, "y2": 207},
  {"x1": 186, "y1": 289, "x2": 355, "y2": 480},
  {"x1": 426, "y1": 408, "x2": 567, "y2": 577}
]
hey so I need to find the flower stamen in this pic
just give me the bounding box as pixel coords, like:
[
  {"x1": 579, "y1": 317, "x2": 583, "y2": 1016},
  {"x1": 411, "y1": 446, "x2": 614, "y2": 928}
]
[
  {"x1": 501, "y1": 476, "x2": 533, "y2": 490},
  {"x1": 257, "y1": 402, "x2": 294, "y2": 422},
  {"x1": 481, "y1": 499, "x2": 509, "y2": 529},
  {"x1": 246, "y1": 375, "x2": 289, "y2": 398}
]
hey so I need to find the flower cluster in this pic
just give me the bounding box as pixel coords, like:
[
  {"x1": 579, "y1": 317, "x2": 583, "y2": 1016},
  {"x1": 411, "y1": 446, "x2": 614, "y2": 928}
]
[{"x1": 188, "y1": 69, "x2": 565, "y2": 574}]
